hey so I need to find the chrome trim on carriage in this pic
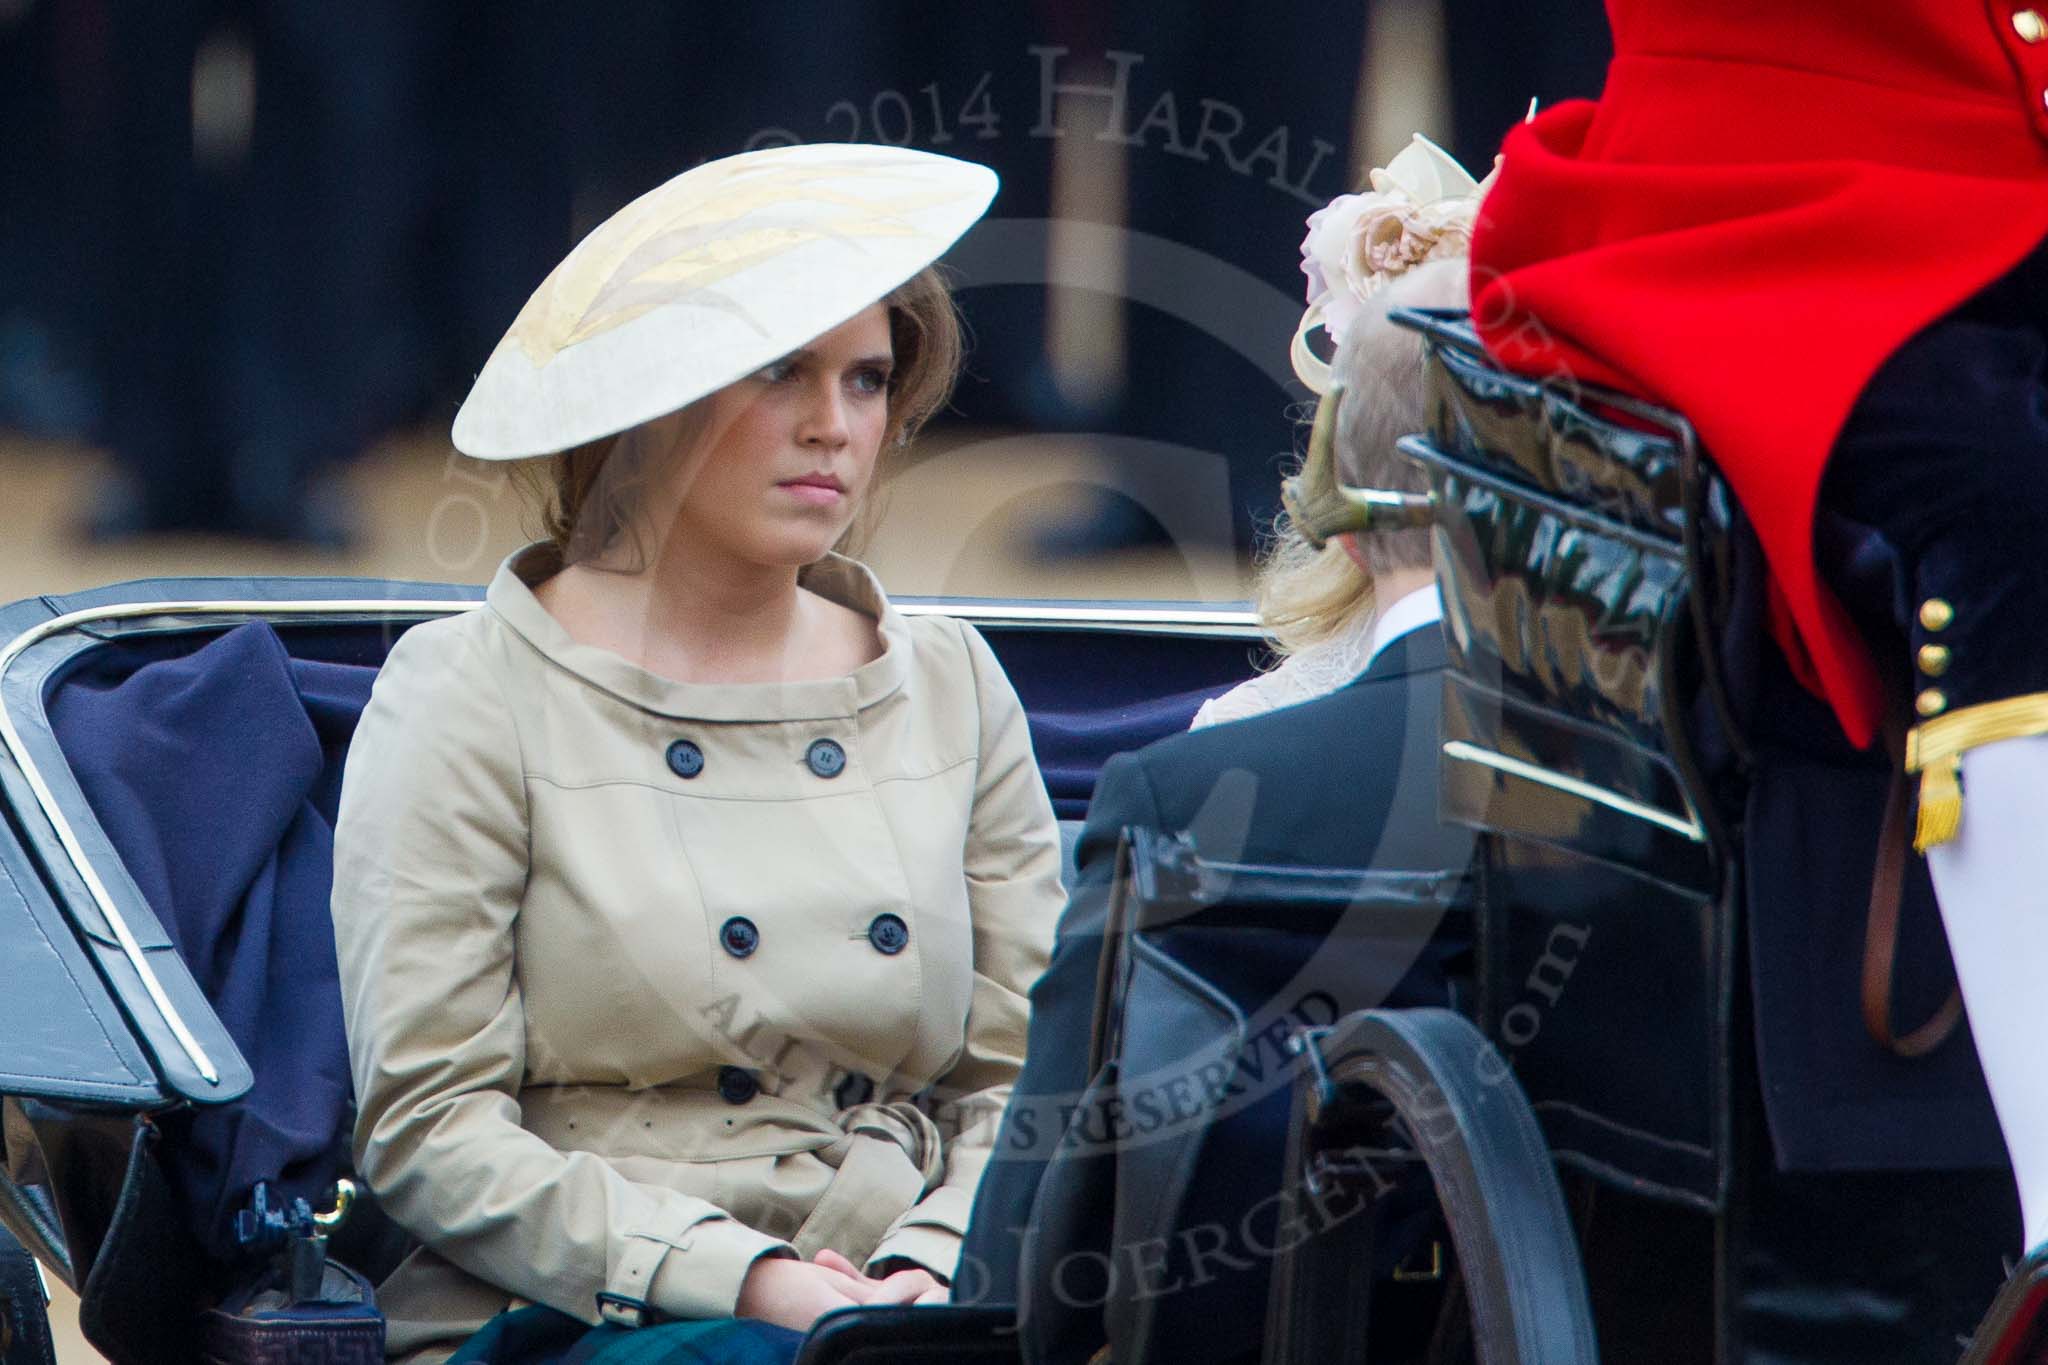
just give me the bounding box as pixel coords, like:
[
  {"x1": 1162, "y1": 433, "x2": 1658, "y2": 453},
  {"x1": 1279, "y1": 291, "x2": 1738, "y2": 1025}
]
[
  {"x1": 0, "y1": 598, "x2": 477, "y2": 1086},
  {"x1": 0, "y1": 592, "x2": 1250, "y2": 1087},
  {"x1": 1442, "y1": 739, "x2": 1707, "y2": 844},
  {"x1": 897, "y1": 601, "x2": 1261, "y2": 634}
]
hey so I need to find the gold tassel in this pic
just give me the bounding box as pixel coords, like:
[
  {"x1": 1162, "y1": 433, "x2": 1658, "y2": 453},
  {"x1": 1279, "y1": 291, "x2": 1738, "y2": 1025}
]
[
  {"x1": 1904, "y1": 690, "x2": 2048, "y2": 853},
  {"x1": 1913, "y1": 755, "x2": 1962, "y2": 853}
]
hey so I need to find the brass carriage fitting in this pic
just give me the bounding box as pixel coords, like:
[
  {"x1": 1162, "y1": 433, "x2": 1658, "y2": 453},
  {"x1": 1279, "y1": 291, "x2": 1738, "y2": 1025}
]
[
  {"x1": 1393, "y1": 1240, "x2": 1446, "y2": 1283},
  {"x1": 1280, "y1": 381, "x2": 1437, "y2": 551},
  {"x1": 1919, "y1": 598, "x2": 1955, "y2": 632},
  {"x1": 313, "y1": 1178, "x2": 357, "y2": 1230}
]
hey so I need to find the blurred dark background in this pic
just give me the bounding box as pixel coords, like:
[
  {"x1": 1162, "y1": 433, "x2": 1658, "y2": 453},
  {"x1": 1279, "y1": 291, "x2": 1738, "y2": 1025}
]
[{"x1": 0, "y1": 0, "x2": 1607, "y2": 569}]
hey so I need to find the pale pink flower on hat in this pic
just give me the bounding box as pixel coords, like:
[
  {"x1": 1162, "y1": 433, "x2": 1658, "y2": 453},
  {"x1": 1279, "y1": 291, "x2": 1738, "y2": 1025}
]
[
  {"x1": 1294, "y1": 134, "x2": 1488, "y2": 390},
  {"x1": 1300, "y1": 192, "x2": 1374, "y2": 341},
  {"x1": 1302, "y1": 133, "x2": 1482, "y2": 339}
]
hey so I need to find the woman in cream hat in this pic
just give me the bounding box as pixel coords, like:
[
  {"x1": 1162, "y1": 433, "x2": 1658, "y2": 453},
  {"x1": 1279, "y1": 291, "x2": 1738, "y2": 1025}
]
[{"x1": 328, "y1": 144, "x2": 1066, "y2": 1363}]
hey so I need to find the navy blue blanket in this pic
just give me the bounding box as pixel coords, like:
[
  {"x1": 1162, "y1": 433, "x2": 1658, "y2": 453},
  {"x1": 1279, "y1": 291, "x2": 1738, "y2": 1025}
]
[
  {"x1": 982, "y1": 626, "x2": 1247, "y2": 820},
  {"x1": 1030, "y1": 685, "x2": 1222, "y2": 820},
  {"x1": 48, "y1": 623, "x2": 373, "y2": 1260}
]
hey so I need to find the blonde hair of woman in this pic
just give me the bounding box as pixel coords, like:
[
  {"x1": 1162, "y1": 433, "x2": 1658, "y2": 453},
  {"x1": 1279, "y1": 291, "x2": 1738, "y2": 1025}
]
[
  {"x1": 1193, "y1": 133, "x2": 1488, "y2": 730},
  {"x1": 1194, "y1": 258, "x2": 1470, "y2": 729}
]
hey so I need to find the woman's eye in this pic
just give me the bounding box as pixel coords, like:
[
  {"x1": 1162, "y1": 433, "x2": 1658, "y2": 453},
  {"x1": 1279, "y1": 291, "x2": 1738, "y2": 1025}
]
[
  {"x1": 850, "y1": 367, "x2": 891, "y2": 396},
  {"x1": 754, "y1": 359, "x2": 796, "y2": 384}
]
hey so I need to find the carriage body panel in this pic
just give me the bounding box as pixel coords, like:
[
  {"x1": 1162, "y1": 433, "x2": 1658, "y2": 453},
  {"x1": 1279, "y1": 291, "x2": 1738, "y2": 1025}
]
[{"x1": 1389, "y1": 308, "x2": 1739, "y2": 1212}]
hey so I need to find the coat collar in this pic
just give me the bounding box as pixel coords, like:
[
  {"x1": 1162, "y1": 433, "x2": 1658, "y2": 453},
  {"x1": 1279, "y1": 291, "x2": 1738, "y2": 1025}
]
[
  {"x1": 1350, "y1": 617, "x2": 1449, "y2": 688},
  {"x1": 485, "y1": 542, "x2": 915, "y2": 721},
  {"x1": 1361, "y1": 584, "x2": 1443, "y2": 673}
]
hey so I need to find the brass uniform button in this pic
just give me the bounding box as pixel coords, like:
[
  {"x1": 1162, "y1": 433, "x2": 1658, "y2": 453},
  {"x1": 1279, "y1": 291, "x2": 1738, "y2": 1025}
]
[
  {"x1": 2016, "y1": 8, "x2": 2048, "y2": 42},
  {"x1": 1917, "y1": 644, "x2": 1952, "y2": 677},
  {"x1": 1916, "y1": 688, "x2": 1949, "y2": 718},
  {"x1": 1918, "y1": 598, "x2": 1954, "y2": 632}
]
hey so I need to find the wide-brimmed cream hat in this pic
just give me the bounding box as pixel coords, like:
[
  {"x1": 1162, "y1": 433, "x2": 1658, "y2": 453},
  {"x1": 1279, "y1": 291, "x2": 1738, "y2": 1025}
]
[{"x1": 452, "y1": 143, "x2": 998, "y2": 460}]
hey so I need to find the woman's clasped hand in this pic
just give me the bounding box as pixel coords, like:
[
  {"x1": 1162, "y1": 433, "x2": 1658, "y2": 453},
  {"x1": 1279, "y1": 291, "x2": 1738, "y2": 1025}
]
[{"x1": 734, "y1": 1250, "x2": 947, "y2": 1333}]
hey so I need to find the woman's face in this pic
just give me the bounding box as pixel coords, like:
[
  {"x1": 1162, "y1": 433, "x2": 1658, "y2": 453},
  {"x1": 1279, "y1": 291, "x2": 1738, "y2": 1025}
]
[{"x1": 648, "y1": 303, "x2": 895, "y2": 569}]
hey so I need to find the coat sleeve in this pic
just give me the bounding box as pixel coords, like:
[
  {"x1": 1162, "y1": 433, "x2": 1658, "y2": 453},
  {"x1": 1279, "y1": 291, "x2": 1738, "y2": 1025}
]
[
  {"x1": 864, "y1": 621, "x2": 1066, "y2": 1281},
  {"x1": 958, "y1": 746, "x2": 1165, "y2": 1303},
  {"x1": 330, "y1": 621, "x2": 792, "y2": 1326}
]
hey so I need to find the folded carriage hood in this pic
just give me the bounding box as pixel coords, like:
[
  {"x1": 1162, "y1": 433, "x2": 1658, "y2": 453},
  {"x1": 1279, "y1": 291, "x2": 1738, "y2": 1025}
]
[{"x1": 0, "y1": 574, "x2": 485, "y2": 1107}]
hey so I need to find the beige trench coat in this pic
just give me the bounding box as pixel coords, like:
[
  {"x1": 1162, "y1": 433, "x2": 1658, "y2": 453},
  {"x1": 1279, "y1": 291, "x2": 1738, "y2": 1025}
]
[{"x1": 329, "y1": 544, "x2": 1063, "y2": 1361}]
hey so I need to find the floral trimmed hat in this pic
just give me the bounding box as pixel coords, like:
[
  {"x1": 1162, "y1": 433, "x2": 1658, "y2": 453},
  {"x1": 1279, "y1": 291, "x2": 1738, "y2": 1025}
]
[{"x1": 1291, "y1": 133, "x2": 1493, "y2": 393}]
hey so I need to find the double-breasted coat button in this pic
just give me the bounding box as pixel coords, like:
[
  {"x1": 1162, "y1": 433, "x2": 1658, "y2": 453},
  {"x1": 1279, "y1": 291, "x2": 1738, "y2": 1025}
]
[
  {"x1": 666, "y1": 739, "x2": 705, "y2": 779},
  {"x1": 717, "y1": 1066, "x2": 758, "y2": 1104},
  {"x1": 719, "y1": 916, "x2": 759, "y2": 959},
  {"x1": 1918, "y1": 598, "x2": 1954, "y2": 632},
  {"x1": 805, "y1": 738, "x2": 846, "y2": 779},
  {"x1": 867, "y1": 913, "x2": 909, "y2": 955},
  {"x1": 834, "y1": 1072, "x2": 875, "y2": 1109},
  {"x1": 1916, "y1": 688, "x2": 1949, "y2": 718},
  {"x1": 1917, "y1": 644, "x2": 1952, "y2": 678}
]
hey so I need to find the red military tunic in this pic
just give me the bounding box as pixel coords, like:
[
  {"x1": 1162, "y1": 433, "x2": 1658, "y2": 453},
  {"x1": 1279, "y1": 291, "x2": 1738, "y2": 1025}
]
[{"x1": 1469, "y1": 0, "x2": 2048, "y2": 747}]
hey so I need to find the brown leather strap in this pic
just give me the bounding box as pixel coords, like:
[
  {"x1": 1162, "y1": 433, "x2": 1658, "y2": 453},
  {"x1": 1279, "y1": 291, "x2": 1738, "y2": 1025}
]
[{"x1": 1861, "y1": 722, "x2": 1964, "y2": 1058}]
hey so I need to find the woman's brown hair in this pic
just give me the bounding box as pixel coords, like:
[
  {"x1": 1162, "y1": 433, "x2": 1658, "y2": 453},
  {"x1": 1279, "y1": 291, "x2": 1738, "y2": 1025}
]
[{"x1": 518, "y1": 265, "x2": 963, "y2": 568}]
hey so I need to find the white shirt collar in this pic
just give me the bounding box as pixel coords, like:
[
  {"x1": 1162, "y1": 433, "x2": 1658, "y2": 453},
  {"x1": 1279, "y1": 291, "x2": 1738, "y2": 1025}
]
[{"x1": 1363, "y1": 583, "x2": 1444, "y2": 672}]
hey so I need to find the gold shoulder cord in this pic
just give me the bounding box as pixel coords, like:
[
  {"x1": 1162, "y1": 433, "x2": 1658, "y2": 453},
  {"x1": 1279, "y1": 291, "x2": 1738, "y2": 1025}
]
[{"x1": 1905, "y1": 691, "x2": 2048, "y2": 851}]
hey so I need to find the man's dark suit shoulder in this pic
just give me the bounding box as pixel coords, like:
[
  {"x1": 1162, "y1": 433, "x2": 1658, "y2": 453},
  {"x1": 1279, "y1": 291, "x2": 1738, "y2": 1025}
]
[
  {"x1": 961, "y1": 625, "x2": 1458, "y2": 1311},
  {"x1": 1077, "y1": 627, "x2": 1452, "y2": 874}
]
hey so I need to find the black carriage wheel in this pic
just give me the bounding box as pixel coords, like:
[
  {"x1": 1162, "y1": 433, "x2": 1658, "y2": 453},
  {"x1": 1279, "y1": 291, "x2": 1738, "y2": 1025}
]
[{"x1": 1267, "y1": 1008, "x2": 1598, "y2": 1365}]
